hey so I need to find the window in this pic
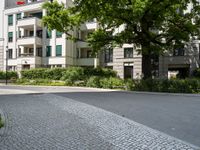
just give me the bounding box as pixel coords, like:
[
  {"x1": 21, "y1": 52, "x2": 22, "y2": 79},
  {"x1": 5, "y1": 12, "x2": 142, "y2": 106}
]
[
  {"x1": 8, "y1": 15, "x2": 13, "y2": 26},
  {"x1": 173, "y1": 48, "x2": 185, "y2": 56},
  {"x1": 56, "y1": 31, "x2": 62, "y2": 38},
  {"x1": 46, "y1": 46, "x2": 52, "y2": 57},
  {"x1": 17, "y1": 13, "x2": 21, "y2": 20},
  {"x1": 8, "y1": 32, "x2": 13, "y2": 42},
  {"x1": 124, "y1": 48, "x2": 133, "y2": 58},
  {"x1": 46, "y1": 30, "x2": 52, "y2": 38},
  {"x1": 37, "y1": 48, "x2": 42, "y2": 57},
  {"x1": 56, "y1": 45, "x2": 62, "y2": 56},
  {"x1": 105, "y1": 48, "x2": 113, "y2": 63},
  {"x1": 8, "y1": 49, "x2": 13, "y2": 59}
]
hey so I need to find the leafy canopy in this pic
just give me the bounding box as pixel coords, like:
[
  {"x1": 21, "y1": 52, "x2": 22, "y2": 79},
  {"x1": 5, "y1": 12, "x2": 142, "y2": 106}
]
[{"x1": 43, "y1": 0, "x2": 200, "y2": 54}]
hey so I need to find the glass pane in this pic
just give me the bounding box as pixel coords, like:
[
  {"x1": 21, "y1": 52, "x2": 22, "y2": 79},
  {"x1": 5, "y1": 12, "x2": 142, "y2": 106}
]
[{"x1": 56, "y1": 45, "x2": 62, "y2": 56}]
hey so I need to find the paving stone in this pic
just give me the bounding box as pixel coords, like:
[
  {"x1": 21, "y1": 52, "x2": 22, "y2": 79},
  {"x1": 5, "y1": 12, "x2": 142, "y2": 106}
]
[{"x1": 0, "y1": 94, "x2": 199, "y2": 150}]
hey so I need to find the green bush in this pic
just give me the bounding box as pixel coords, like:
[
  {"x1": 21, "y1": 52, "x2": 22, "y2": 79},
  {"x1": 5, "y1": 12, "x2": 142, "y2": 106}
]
[
  {"x1": 21, "y1": 68, "x2": 67, "y2": 80},
  {"x1": 86, "y1": 76, "x2": 101, "y2": 88},
  {"x1": 61, "y1": 67, "x2": 84, "y2": 83},
  {"x1": 100, "y1": 77, "x2": 125, "y2": 89},
  {"x1": 193, "y1": 68, "x2": 200, "y2": 78},
  {"x1": 84, "y1": 67, "x2": 117, "y2": 78},
  {"x1": 132, "y1": 78, "x2": 200, "y2": 93},
  {"x1": 0, "y1": 71, "x2": 18, "y2": 80}
]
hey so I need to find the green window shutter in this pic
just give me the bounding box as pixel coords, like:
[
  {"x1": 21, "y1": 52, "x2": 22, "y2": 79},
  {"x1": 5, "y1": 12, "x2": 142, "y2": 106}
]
[
  {"x1": 46, "y1": 30, "x2": 52, "y2": 38},
  {"x1": 56, "y1": 31, "x2": 62, "y2": 38},
  {"x1": 46, "y1": 46, "x2": 52, "y2": 57},
  {"x1": 8, "y1": 15, "x2": 13, "y2": 25},
  {"x1": 17, "y1": 13, "x2": 21, "y2": 20},
  {"x1": 56, "y1": 45, "x2": 62, "y2": 56}
]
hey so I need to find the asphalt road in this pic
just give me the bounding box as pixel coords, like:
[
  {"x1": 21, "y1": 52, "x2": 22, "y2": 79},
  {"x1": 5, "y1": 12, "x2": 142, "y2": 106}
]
[
  {"x1": 0, "y1": 85, "x2": 200, "y2": 147},
  {"x1": 56, "y1": 91, "x2": 200, "y2": 147}
]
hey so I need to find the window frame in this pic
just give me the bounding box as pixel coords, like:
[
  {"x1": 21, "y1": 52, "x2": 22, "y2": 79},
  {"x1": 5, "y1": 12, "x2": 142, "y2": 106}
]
[
  {"x1": 124, "y1": 47, "x2": 133, "y2": 58},
  {"x1": 56, "y1": 45, "x2": 62, "y2": 56}
]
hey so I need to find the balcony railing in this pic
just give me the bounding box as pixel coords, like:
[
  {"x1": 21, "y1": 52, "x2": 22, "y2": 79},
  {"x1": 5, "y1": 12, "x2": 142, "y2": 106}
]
[{"x1": 18, "y1": 53, "x2": 34, "y2": 57}]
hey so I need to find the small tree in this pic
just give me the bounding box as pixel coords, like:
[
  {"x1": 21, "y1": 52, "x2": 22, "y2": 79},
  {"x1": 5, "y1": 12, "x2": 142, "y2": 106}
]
[{"x1": 42, "y1": 0, "x2": 200, "y2": 79}]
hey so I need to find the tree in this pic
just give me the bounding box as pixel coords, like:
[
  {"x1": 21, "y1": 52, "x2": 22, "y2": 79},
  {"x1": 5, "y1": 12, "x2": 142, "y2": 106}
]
[{"x1": 42, "y1": 0, "x2": 200, "y2": 79}]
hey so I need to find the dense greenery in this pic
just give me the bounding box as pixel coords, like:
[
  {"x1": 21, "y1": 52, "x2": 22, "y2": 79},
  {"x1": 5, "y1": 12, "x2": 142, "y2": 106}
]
[
  {"x1": 17, "y1": 67, "x2": 200, "y2": 93},
  {"x1": 42, "y1": 0, "x2": 200, "y2": 78},
  {"x1": 193, "y1": 68, "x2": 200, "y2": 78},
  {"x1": 20, "y1": 67, "x2": 117, "y2": 82},
  {"x1": 0, "y1": 71, "x2": 18, "y2": 80}
]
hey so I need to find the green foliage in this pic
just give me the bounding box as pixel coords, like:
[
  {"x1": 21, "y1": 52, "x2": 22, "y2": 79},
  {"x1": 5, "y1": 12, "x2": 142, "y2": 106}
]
[
  {"x1": 21, "y1": 68, "x2": 67, "y2": 80},
  {"x1": 42, "y1": 0, "x2": 200, "y2": 78},
  {"x1": 100, "y1": 77, "x2": 125, "y2": 89},
  {"x1": 16, "y1": 79, "x2": 66, "y2": 86},
  {"x1": 0, "y1": 71, "x2": 18, "y2": 80},
  {"x1": 193, "y1": 68, "x2": 200, "y2": 78},
  {"x1": 86, "y1": 76, "x2": 101, "y2": 88},
  {"x1": 133, "y1": 79, "x2": 200, "y2": 93},
  {"x1": 61, "y1": 67, "x2": 84, "y2": 83},
  {"x1": 84, "y1": 67, "x2": 117, "y2": 78}
]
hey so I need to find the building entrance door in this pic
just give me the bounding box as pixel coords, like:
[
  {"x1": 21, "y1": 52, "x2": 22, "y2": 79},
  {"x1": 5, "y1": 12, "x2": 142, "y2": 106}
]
[{"x1": 124, "y1": 66, "x2": 133, "y2": 79}]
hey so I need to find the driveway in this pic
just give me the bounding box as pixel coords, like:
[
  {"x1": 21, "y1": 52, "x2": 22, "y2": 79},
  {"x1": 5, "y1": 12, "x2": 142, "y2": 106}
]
[{"x1": 0, "y1": 85, "x2": 199, "y2": 149}]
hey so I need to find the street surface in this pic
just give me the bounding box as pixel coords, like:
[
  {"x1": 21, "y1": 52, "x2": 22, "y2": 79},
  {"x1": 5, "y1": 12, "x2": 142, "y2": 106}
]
[{"x1": 0, "y1": 85, "x2": 199, "y2": 149}]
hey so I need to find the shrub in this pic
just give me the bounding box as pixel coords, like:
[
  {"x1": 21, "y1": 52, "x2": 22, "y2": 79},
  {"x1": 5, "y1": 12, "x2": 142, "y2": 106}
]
[
  {"x1": 0, "y1": 71, "x2": 18, "y2": 80},
  {"x1": 132, "y1": 78, "x2": 200, "y2": 93},
  {"x1": 84, "y1": 67, "x2": 117, "y2": 78},
  {"x1": 193, "y1": 68, "x2": 200, "y2": 78},
  {"x1": 100, "y1": 77, "x2": 125, "y2": 89},
  {"x1": 61, "y1": 67, "x2": 84, "y2": 83},
  {"x1": 86, "y1": 76, "x2": 101, "y2": 88}
]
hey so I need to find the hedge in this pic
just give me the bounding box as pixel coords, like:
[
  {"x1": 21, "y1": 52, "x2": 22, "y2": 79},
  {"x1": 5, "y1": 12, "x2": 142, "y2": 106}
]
[
  {"x1": 21, "y1": 67, "x2": 117, "y2": 81},
  {"x1": 193, "y1": 68, "x2": 200, "y2": 78},
  {"x1": 0, "y1": 71, "x2": 18, "y2": 80}
]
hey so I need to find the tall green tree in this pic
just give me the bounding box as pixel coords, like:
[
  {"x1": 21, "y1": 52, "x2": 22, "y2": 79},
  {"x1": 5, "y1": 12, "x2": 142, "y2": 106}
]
[{"x1": 42, "y1": 0, "x2": 200, "y2": 79}]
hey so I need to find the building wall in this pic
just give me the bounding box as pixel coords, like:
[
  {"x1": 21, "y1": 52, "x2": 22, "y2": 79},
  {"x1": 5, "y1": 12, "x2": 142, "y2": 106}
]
[{"x1": 159, "y1": 42, "x2": 200, "y2": 78}]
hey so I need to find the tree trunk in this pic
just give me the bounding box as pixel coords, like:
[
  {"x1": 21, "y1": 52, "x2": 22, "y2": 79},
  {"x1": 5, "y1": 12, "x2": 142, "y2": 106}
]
[{"x1": 142, "y1": 45, "x2": 152, "y2": 79}]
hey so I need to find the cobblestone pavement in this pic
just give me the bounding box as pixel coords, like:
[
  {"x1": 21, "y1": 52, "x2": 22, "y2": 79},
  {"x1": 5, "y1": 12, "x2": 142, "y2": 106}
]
[{"x1": 0, "y1": 94, "x2": 199, "y2": 150}]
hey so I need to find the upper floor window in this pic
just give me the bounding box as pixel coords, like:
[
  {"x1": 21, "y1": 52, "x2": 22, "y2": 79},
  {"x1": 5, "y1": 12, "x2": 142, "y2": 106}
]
[
  {"x1": 56, "y1": 31, "x2": 62, "y2": 38},
  {"x1": 8, "y1": 15, "x2": 13, "y2": 26},
  {"x1": 17, "y1": 13, "x2": 21, "y2": 20},
  {"x1": 8, "y1": 32, "x2": 13, "y2": 42},
  {"x1": 56, "y1": 45, "x2": 62, "y2": 56},
  {"x1": 124, "y1": 48, "x2": 133, "y2": 58},
  {"x1": 173, "y1": 48, "x2": 185, "y2": 56}
]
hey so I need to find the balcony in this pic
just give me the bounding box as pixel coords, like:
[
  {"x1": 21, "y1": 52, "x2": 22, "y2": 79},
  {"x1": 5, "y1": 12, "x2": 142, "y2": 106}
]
[
  {"x1": 77, "y1": 58, "x2": 99, "y2": 66},
  {"x1": 17, "y1": 17, "x2": 42, "y2": 27},
  {"x1": 77, "y1": 41, "x2": 89, "y2": 48},
  {"x1": 18, "y1": 53, "x2": 34, "y2": 57},
  {"x1": 17, "y1": 36, "x2": 42, "y2": 46}
]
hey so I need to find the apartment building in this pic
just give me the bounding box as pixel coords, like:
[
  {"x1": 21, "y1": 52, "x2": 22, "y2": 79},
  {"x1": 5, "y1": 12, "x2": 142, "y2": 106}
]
[{"x1": 1, "y1": 0, "x2": 199, "y2": 79}]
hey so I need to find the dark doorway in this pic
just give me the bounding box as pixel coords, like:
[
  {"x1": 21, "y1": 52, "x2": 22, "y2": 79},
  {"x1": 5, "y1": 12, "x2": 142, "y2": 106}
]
[
  {"x1": 124, "y1": 66, "x2": 133, "y2": 79},
  {"x1": 168, "y1": 66, "x2": 190, "y2": 79},
  {"x1": 22, "y1": 65, "x2": 30, "y2": 70}
]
